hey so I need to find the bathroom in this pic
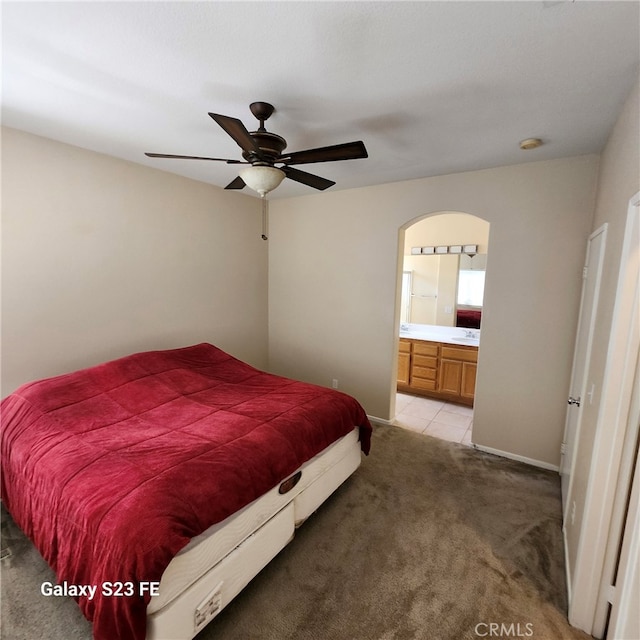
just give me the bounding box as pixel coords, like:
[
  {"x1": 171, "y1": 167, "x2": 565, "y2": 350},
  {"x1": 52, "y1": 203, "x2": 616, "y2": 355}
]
[{"x1": 395, "y1": 212, "x2": 490, "y2": 444}]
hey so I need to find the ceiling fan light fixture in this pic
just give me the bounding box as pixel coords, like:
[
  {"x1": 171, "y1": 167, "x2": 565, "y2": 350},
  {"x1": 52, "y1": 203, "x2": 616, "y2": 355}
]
[{"x1": 239, "y1": 165, "x2": 285, "y2": 196}]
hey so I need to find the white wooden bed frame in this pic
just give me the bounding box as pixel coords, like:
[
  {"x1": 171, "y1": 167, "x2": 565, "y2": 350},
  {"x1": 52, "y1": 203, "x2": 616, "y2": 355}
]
[{"x1": 146, "y1": 427, "x2": 362, "y2": 640}]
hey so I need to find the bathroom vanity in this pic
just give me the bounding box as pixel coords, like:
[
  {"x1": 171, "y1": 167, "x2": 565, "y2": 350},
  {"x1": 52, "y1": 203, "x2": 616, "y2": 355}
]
[{"x1": 397, "y1": 324, "x2": 479, "y2": 406}]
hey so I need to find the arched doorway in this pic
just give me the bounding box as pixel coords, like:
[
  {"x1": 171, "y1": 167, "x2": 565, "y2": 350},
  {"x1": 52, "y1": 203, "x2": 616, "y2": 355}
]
[{"x1": 392, "y1": 211, "x2": 491, "y2": 445}]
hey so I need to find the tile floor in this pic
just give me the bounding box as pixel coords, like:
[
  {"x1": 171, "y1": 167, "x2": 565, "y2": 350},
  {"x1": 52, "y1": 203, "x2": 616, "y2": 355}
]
[{"x1": 394, "y1": 393, "x2": 473, "y2": 446}]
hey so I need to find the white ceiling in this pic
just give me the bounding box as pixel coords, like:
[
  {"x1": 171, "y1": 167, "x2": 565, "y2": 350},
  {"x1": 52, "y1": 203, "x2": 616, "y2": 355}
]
[{"x1": 3, "y1": 1, "x2": 639, "y2": 199}]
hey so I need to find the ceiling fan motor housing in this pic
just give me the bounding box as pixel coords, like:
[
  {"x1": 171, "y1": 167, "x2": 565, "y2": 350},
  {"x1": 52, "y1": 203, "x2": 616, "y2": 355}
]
[{"x1": 243, "y1": 131, "x2": 287, "y2": 165}]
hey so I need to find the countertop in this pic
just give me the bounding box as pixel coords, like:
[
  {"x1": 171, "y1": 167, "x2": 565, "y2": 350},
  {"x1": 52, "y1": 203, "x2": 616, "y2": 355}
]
[{"x1": 399, "y1": 323, "x2": 480, "y2": 347}]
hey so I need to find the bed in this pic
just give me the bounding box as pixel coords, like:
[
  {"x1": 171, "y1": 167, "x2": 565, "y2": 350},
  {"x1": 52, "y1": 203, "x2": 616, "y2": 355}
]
[
  {"x1": 0, "y1": 343, "x2": 372, "y2": 640},
  {"x1": 455, "y1": 308, "x2": 482, "y2": 329}
]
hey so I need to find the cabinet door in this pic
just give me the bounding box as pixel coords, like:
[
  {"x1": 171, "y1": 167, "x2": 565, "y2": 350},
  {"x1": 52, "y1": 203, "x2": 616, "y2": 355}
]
[
  {"x1": 461, "y1": 362, "x2": 477, "y2": 399},
  {"x1": 398, "y1": 352, "x2": 411, "y2": 385},
  {"x1": 439, "y1": 359, "x2": 462, "y2": 394}
]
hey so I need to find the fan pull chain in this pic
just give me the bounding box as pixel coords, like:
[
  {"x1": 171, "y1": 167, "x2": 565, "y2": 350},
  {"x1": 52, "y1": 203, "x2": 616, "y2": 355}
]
[{"x1": 261, "y1": 195, "x2": 268, "y2": 241}]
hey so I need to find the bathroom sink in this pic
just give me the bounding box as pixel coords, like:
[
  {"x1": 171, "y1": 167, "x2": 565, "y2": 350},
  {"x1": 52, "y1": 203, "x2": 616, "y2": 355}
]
[{"x1": 451, "y1": 337, "x2": 479, "y2": 344}]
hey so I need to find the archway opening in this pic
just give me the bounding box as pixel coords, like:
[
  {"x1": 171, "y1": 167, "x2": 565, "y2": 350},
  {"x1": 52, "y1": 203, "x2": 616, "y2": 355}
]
[{"x1": 392, "y1": 211, "x2": 491, "y2": 446}]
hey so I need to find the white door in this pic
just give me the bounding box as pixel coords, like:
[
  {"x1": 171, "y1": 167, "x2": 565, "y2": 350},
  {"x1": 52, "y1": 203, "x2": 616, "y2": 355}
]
[
  {"x1": 591, "y1": 194, "x2": 640, "y2": 638},
  {"x1": 568, "y1": 192, "x2": 639, "y2": 634},
  {"x1": 560, "y1": 224, "x2": 607, "y2": 513}
]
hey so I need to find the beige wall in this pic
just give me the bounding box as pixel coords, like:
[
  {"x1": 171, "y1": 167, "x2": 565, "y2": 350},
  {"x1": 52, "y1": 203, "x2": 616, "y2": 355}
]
[
  {"x1": 269, "y1": 155, "x2": 599, "y2": 467},
  {"x1": 1, "y1": 126, "x2": 606, "y2": 469},
  {"x1": 1, "y1": 128, "x2": 268, "y2": 396},
  {"x1": 565, "y1": 83, "x2": 640, "y2": 581}
]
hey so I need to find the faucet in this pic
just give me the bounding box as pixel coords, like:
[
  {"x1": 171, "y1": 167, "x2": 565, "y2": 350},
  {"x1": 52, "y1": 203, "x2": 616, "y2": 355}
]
[{"x1": 464, "y1": 329, "x2": 477, "y2": 338}]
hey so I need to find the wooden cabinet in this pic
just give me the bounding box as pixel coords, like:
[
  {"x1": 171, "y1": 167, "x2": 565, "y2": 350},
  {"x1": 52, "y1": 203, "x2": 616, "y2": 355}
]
[
  {"x1": 397, "y1": 338, "x2": 478, "y2": 406},
  {"x1": 439, "y1": 359, "x2": 462, "y2": 395},
  {"x1": 397, "y1": 339, "x2": 411, "y2": 386},
  {"x1": 411, "y1": 341, "x2": 438, "y2": 391},
  {"x1": 439, "y1": 345, "x2": 478, "y2": 398},
  {"x1": 461, "y1": 362, "x2": 477, "y2": 399}
]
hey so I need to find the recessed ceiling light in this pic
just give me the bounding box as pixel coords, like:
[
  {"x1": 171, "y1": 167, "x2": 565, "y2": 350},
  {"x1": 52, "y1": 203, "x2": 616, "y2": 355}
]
[{"x1": 519, "y1": 138, "x2": 543, "y2": 150}]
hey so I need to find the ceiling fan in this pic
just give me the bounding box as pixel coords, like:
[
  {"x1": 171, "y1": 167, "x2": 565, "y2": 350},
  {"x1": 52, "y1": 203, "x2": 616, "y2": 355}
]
[{"x1": 145, "y1": 102, "x2": 368, "y2": 196}]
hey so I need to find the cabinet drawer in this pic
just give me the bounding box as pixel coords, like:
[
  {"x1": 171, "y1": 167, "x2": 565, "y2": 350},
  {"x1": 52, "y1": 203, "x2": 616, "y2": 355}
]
[
  {"x1": 413, "y1": 354, "x2": 437, "y2": 369},
  {"x1": 412, "y1": 366, "x2": 437, "y2": 381},
  {"x1": 441, "y1": 346, "x2": 478, "y2": 363},
  {"x1": 399, "y1": 339, "x2": 411, "y2": 354},
  {"x1": 413, "y1": 341, "x2": 438, "y2": 357},
  {"x1": 411, "y1": 377, "x2": 437, "y2": 391}
]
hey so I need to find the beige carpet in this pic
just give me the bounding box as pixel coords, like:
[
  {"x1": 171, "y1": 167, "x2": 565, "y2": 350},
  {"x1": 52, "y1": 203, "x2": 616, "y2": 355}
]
[{"x1": 1, "y1": 424, "x2": 593, "y2": 640}]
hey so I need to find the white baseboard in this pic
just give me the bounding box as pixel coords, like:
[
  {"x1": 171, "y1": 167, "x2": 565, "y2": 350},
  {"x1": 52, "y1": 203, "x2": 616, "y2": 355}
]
[
  {"x1": 472, "y1": 443, "x2": 560, "y2": 472},
  {"x1": 375, "y1": 420, "x2": 560, "y2": 472}
]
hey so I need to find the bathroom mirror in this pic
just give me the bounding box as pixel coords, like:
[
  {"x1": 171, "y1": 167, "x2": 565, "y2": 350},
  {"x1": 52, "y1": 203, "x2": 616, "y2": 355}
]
[{"x1": 401, "y1": 254, "x2": 487, "y2": 328}]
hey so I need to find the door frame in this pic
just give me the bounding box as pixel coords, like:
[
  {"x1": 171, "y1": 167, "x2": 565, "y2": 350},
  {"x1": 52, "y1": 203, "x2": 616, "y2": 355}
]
[
  {"x1": 606, "y1": 363, "x2": 640, "y2": 639},
  {"x1": 568, "y1": 191, "x2": 640, "y2": 633},
  {"x1": 603, "y1": 349, "x2": 640, "y2": 639}
]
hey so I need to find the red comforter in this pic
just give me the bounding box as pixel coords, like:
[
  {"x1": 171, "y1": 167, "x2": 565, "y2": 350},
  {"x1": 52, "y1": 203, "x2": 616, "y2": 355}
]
[{"x1": 1, "y1": 343, "x2": 371, "y2": 640}]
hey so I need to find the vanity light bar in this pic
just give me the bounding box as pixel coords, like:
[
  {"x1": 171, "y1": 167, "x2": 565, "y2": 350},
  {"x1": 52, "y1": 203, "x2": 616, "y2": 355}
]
[{"x1": 410, "y1": 244, "x2": 478, "y2": 255}]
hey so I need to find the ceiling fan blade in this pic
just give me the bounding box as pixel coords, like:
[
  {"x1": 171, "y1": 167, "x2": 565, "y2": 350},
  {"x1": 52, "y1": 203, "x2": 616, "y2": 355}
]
[
  {"x1": 279, "y1": 141, "x2": 368, "y2": 165},
  {"x1": 145, "y1": 152, "x2": 243, "y2": 163},
  {"x1": 225, "y1": 176, "x2": 246, "y2": 190},
  {"x1": 208, "y1": 113, "x2": 260, "y2": 155},
  {"x1": 282, "y1": 166, "x2": 336, "y2": 191}
]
